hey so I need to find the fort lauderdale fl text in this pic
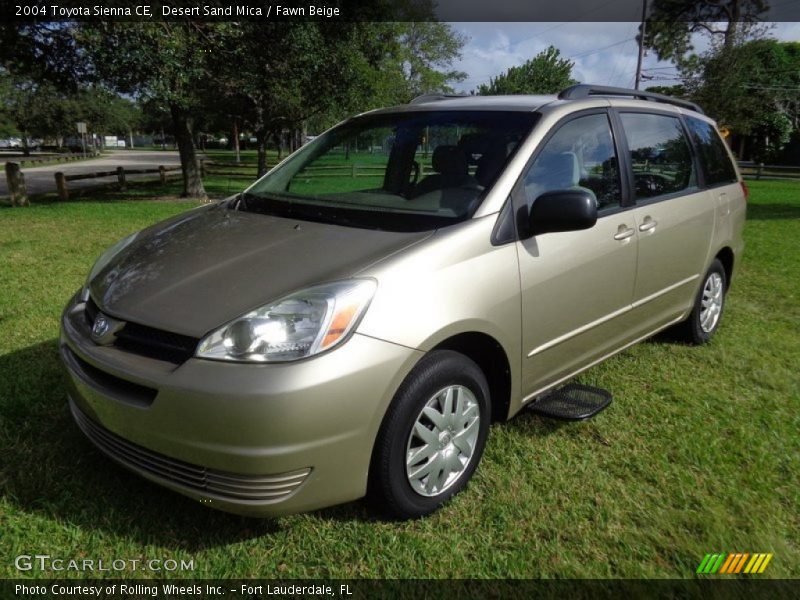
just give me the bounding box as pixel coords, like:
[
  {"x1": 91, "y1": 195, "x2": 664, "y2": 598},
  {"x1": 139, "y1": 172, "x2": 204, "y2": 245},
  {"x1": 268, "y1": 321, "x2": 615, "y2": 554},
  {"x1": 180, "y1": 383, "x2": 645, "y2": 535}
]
[{"x1": 17, "y1": 4, "x2": 342, "y2": 17}]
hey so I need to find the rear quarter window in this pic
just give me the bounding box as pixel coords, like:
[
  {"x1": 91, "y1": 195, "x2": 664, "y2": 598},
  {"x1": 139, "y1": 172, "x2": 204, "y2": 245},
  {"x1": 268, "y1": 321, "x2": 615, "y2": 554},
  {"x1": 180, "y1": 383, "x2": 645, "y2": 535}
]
[{"x1": 685, "y1": 117, "x2": 738, "y2": 187}]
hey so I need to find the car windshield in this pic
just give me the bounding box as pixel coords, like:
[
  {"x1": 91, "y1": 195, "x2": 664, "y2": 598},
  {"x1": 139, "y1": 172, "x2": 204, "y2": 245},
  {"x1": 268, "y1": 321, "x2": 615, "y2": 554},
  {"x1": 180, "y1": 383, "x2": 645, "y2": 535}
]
[{"x1": 238, "y1": 110, "x2": 538, "y2": 231}]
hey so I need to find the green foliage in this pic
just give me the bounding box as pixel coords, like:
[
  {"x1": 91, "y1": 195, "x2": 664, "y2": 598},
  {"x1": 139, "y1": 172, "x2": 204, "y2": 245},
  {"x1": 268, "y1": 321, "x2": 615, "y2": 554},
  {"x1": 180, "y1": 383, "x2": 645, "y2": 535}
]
[
  {"x1": 0, "y1": 22, "x2": 88, "y2": 88},
  {"x1": 477, "y1": 46, "x2": 576, "y2": 95},
  {"x1": 684, "y1": 39, "x2": 800, "y2": 137},
  {"x1": 205, "y1": 21, "x2": 466, "y2": 173},
  {"x1": 78, "y1": 22, "x2": 234, "y2": 110},
  {"x1": 644, "y1": 2, "x2": 799, "y2": 160},
  {"x1": 750, "y1": 112, "x2": 793, "y2": 164},
  {"x1": 0, "y1": 70, "x2": 139, "y2": 144},
  {"x1": 643, "y1": 84, "x2": 687, "y2": 97},
  {"x1": 0, "y1": 72, "x2": 20, "y2": 138},
  {"x1": 371, "y1": 22, "x2": 467, "y2": 103}
]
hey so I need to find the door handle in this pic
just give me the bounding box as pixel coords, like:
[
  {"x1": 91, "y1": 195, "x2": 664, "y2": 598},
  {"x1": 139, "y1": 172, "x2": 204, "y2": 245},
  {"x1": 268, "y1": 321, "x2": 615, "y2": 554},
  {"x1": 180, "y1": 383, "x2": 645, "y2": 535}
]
[
  {"x1": 613, "y1": 226, "x2": 635, "y2": 241},
  {"x1": 639, "y1": 218, "x2": 657, "y2": 232}
]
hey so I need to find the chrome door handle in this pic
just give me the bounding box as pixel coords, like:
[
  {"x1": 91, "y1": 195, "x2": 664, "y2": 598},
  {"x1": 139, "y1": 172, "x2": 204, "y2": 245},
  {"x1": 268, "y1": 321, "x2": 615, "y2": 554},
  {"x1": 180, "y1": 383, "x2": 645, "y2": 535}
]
[
  {"x1": 614, "y1": 227, "x2": 635, "y2": 241},
  {"x1": 639, "y1": 219, "x2": 657, "y2": 232}
]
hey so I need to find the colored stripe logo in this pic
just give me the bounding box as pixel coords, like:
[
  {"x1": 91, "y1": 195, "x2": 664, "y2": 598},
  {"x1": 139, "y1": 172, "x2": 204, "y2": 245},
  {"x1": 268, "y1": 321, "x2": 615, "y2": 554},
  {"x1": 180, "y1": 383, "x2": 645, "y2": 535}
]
[{"x1": 696, "y1": 553, "x2": 773, "y2": 574}]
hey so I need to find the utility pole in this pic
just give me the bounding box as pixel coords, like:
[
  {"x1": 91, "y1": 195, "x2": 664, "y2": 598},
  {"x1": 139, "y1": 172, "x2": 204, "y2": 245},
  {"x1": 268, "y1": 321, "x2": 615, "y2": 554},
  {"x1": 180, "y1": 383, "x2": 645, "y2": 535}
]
[{"x1": 634, "y1": 0, "x2": 647, "y2": 89}]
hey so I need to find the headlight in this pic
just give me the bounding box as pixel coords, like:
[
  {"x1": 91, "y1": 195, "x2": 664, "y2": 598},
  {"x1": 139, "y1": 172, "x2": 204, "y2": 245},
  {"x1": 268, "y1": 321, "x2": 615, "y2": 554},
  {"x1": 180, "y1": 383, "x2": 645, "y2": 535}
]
[{"x1": 196, "y1": 279, "x2": 377, "y2": 362}]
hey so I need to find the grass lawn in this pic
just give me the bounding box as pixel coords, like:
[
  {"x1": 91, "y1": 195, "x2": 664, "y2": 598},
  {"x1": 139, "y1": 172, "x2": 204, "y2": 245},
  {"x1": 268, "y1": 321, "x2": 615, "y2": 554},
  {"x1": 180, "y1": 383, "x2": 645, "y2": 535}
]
[{"x1": 0, "y1": 180, "x2": 797, "y2": 579}]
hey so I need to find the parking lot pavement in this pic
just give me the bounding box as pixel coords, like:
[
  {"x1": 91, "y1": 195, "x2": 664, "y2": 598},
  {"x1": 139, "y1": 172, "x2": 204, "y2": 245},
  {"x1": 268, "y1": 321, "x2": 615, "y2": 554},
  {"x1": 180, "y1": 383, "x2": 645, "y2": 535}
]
[{"x1": 0, "y1": 150, "x2": 183, "y2": 198}]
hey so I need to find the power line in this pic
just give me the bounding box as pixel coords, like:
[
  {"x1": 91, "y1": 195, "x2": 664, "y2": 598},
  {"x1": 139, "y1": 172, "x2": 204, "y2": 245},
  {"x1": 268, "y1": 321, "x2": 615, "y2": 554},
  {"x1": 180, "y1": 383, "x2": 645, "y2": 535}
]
[
  {"x1": 568, "y1": 37, "x2": 636, "y2": 60},
  {"x1": 509, "y1": 0, "x2": 632, "y2": 46}
]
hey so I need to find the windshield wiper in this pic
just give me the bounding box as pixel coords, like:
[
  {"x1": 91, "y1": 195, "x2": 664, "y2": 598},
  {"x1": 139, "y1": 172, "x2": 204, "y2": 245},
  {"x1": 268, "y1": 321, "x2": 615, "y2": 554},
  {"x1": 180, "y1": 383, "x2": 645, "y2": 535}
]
[{"x1": 237, "y1": 192, "x2": 356, "y2": 227}]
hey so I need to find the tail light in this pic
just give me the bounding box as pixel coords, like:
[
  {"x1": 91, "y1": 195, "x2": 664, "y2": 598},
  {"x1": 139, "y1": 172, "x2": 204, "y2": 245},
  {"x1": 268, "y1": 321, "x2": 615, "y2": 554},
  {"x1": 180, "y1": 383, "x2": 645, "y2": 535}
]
[{"x1": 741, "y1": 181, "x2": 749, "y2": 202}]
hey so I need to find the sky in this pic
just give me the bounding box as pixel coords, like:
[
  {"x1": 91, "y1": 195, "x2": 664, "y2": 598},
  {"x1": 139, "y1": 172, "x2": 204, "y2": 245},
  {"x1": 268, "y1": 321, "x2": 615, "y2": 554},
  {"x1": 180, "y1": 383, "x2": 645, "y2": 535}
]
[{"x1": 448, "y1": 22, "x2": 800, "y2": 93}]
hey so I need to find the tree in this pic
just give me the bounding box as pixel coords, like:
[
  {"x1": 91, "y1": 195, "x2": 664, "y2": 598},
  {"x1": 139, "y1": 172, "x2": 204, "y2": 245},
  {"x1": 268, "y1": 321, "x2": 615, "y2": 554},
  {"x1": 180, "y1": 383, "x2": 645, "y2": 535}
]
[
  {"x1": 371, "y1": 22, "x2": 467, "y2": 103},
  {"x1": 0, "y1": 22, "x2": 88, "y2": 88},
  {"x1": 212, "y1": 23, "x2": 369, "y2": 176},
  {"x1": 79, "y1": 21, "x2": 237, "y2": 199},
  {"x1": 644, "y1": 0, "x2": 769, "y2": 65},
  {"x1": 750, "y1": 112, "x2": 792, "y2": 163},
  {"x1": 684, "y1": 39, "x2": 800, "y2": 133},
  {"x1": 215, "y1": 21, "x2": 467, "y2": 176},
  {"x1": 1, "y1": 68, "x2": 140, "y2": 152},
  {"x1": 477, "y1": 46, "x2": 577, "y2": 95}
]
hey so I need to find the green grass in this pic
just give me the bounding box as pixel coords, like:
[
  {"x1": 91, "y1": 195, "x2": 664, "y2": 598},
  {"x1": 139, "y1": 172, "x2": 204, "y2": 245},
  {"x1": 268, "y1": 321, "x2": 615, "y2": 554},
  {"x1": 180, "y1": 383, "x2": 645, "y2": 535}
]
[{"x1": 0, "y1": 180, "x2": 798, "y2": 579}]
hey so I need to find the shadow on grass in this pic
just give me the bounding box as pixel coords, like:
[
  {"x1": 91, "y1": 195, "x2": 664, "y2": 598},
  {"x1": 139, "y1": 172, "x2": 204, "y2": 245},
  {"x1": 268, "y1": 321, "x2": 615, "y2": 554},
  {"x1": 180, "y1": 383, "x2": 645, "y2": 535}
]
[
  {"x1": 0, "y1": 339, "x2": 339, "y2": 549},
  {"x1": 746, "y1": 202, "x2": 800, "y2": 220}
]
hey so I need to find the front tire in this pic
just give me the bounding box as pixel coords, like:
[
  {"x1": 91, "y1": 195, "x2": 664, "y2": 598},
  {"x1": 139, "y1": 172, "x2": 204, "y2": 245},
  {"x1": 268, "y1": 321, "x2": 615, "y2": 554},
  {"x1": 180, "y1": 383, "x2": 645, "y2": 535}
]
[
  {"x1": 369, "y1": 350, "x2": 491, "y2": 519},
  {"x1": 677, "y1": 259, "x2": 727, "y2": 344}
]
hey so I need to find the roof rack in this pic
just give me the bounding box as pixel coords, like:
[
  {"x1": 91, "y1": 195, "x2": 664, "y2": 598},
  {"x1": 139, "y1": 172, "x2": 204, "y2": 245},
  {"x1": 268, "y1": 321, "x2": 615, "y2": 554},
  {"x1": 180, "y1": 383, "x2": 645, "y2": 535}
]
[
  {"x1": 558, "y1": 84, "x2": 704, "y2": 114},
  {"x1": 409, "y1": 93, "x2": 471, "y2": 105}
]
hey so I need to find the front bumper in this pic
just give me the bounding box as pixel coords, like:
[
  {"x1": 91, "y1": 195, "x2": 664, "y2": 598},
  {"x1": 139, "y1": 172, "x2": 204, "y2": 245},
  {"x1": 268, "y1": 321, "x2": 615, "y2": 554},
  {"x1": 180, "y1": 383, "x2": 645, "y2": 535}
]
[{"x1": 60, "y1": 294, "x2": 422, "y2": 517}]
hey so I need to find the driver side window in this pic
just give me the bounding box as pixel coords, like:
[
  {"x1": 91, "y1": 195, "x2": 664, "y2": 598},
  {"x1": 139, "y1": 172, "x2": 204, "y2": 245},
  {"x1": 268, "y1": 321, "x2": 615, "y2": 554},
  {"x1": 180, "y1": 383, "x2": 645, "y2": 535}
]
[{"x1": 522, "y1": 113, "x2": 621, "y2": 211}]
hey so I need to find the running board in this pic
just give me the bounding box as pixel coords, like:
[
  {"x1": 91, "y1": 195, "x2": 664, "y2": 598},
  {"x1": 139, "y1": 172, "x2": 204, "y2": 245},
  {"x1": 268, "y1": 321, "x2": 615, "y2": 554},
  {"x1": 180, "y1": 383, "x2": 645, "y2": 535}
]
[{"x1": 527, "y1": 383, "x2": 612, "y2": 421}]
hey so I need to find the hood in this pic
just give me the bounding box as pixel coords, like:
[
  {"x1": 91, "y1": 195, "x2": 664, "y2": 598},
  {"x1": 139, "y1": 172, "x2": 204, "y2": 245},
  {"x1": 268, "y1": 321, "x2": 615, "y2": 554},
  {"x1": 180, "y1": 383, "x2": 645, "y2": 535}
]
[{"x1": 89, "y1": 205, "x2": 430, "y2": 337}]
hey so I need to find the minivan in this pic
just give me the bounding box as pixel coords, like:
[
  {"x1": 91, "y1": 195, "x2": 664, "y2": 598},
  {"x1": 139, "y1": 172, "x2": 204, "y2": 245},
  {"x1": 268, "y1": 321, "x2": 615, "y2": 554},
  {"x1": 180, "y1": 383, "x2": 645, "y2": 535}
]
[{"x1": 61, "y1": 85, "x2": 746, "y2": 518}]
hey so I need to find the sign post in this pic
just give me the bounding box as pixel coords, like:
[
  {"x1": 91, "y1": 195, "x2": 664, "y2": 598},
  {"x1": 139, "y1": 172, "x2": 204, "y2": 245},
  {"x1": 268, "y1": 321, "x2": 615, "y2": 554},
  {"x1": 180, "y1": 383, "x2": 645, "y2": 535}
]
[{"x1": 76, "y1": 122, "x2": 87, "y2": 158}]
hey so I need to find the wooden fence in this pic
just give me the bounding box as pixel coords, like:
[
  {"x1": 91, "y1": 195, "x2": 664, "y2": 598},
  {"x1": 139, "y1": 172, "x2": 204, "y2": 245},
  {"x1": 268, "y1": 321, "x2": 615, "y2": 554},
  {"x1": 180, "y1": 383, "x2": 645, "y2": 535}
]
[
  {"x1": 8, "y1": 157, "x2": 795, "y2": 207},
  {"x1": 4, "y1": 162, "x2": 28, "y2": 207},
  {"x1": 54, "y1": 164, "x2": 182, "y2": 201},
  {"x1": 738, "y1": 161, "x2": 800, "y2": 180}
]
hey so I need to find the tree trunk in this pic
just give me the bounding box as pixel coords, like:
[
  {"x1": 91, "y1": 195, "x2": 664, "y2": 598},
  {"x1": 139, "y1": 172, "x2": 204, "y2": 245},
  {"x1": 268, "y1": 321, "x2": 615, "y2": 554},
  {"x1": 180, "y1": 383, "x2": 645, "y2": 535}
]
[
  {"x1": 256, "y1": 130, "x2": 269, "y2": 178},
  {"x1": 233, "y1": 120, "x2": 240, "y2": 164},
  {"x1": 170, "y1": 104, "x2": 207, "y2": 200}
]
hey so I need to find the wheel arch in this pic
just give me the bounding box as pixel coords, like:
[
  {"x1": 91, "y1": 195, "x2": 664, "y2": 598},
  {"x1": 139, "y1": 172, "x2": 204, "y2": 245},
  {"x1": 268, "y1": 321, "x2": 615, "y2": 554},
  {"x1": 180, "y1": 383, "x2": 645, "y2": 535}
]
[
  {"x1": 715, "y1": 246, "x2": 735, "y2": 289},
  {"x1": 430, "y1": 331, "x2": 513, "y2": 423}
]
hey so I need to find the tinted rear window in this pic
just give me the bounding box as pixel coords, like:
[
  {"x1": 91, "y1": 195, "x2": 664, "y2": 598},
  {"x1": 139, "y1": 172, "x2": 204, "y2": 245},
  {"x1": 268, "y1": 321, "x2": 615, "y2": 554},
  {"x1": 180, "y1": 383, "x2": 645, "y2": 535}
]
[{"x1": 685, "y1": 117, "x2": 738, "y2": 187}]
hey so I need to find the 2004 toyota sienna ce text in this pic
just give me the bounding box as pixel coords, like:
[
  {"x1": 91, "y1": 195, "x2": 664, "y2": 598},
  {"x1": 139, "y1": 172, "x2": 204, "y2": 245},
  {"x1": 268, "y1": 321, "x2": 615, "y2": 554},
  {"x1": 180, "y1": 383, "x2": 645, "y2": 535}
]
[{"x1": 61, "y1": 85, "x2": 746, "y2": 519}]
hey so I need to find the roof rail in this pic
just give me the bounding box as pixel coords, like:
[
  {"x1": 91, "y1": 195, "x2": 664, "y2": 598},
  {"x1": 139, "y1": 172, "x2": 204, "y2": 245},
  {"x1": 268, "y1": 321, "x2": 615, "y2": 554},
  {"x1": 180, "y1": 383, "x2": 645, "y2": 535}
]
[
  {"x1": 409, "y1": 93, "x2": 471, "y2": 105},
  {"x1": 558, "y1": 84, "x2": 704, "y2": 114}
]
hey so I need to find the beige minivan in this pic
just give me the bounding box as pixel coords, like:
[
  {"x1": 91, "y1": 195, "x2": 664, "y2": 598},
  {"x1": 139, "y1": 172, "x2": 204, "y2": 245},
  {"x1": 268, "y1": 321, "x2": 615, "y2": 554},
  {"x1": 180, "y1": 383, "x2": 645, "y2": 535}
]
[{"x1": 61, "y1": 85, "x2": 746, "y2": 518}]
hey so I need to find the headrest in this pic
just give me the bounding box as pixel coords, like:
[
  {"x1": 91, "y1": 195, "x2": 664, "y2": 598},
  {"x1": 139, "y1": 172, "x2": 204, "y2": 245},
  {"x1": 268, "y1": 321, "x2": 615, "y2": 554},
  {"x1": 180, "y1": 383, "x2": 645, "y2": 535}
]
[
  {"x1": 432, "y1": 145, "x2": 468, "y2": 178},
  {"x1": 535, "y1": 151, "x2": 579, "y2": 188}
]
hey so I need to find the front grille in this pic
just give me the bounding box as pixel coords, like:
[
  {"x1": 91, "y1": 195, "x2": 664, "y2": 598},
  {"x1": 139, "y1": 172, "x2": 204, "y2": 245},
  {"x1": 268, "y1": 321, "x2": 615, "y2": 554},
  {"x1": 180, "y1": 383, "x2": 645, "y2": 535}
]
[
  {"x1": 114, "y1": 322, "x2": 199, "y2": 364},
  {"x1": 84, "y1": 297, "x2": 199, "y2": 364},
  {"x1": 70, "y1": 400, "x2": 311, "y2": 503}
]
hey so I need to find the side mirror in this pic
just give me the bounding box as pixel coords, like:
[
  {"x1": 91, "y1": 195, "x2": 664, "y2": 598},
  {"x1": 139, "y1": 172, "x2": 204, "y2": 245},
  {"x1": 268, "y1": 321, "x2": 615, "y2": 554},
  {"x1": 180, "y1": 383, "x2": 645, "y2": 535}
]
[{"x1": 528, "y1": 189, "x2": 598, "y2": 236}]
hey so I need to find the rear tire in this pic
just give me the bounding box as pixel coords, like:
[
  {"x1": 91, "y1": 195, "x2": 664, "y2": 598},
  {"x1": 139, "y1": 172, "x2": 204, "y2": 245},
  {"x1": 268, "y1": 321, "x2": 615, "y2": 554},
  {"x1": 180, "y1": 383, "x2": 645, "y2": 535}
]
[
  {"x1": 369, "y1": 350, "x2": 490, "y2": 519},
  {"x1": 676, "y1": 259, "x2": 727, "y2": 344}
]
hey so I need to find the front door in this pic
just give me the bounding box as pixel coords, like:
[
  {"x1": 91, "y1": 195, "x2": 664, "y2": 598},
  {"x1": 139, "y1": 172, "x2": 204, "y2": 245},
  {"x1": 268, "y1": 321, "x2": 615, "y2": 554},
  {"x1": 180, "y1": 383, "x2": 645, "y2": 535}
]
[{"x1": 513, "y1": 112, "x2": 639, "y2": 399}]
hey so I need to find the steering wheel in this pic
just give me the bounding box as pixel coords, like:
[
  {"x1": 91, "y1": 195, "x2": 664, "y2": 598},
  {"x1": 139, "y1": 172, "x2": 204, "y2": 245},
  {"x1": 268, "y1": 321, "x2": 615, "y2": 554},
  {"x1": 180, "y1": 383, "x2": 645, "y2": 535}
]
[{"x1": 636, "y1": 173, "x2": 670, "y2": 197}]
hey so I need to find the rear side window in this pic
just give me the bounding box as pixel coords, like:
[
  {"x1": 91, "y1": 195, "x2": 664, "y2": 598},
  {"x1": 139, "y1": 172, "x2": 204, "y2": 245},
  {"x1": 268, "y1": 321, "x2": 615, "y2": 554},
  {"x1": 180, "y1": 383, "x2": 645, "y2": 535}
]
[
  {"x1": 620, "y1": 112, "x2": 696, "y2": 200},
  {"x1": 685, "y1": 117, "x2": 738, "y2": 187}
]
